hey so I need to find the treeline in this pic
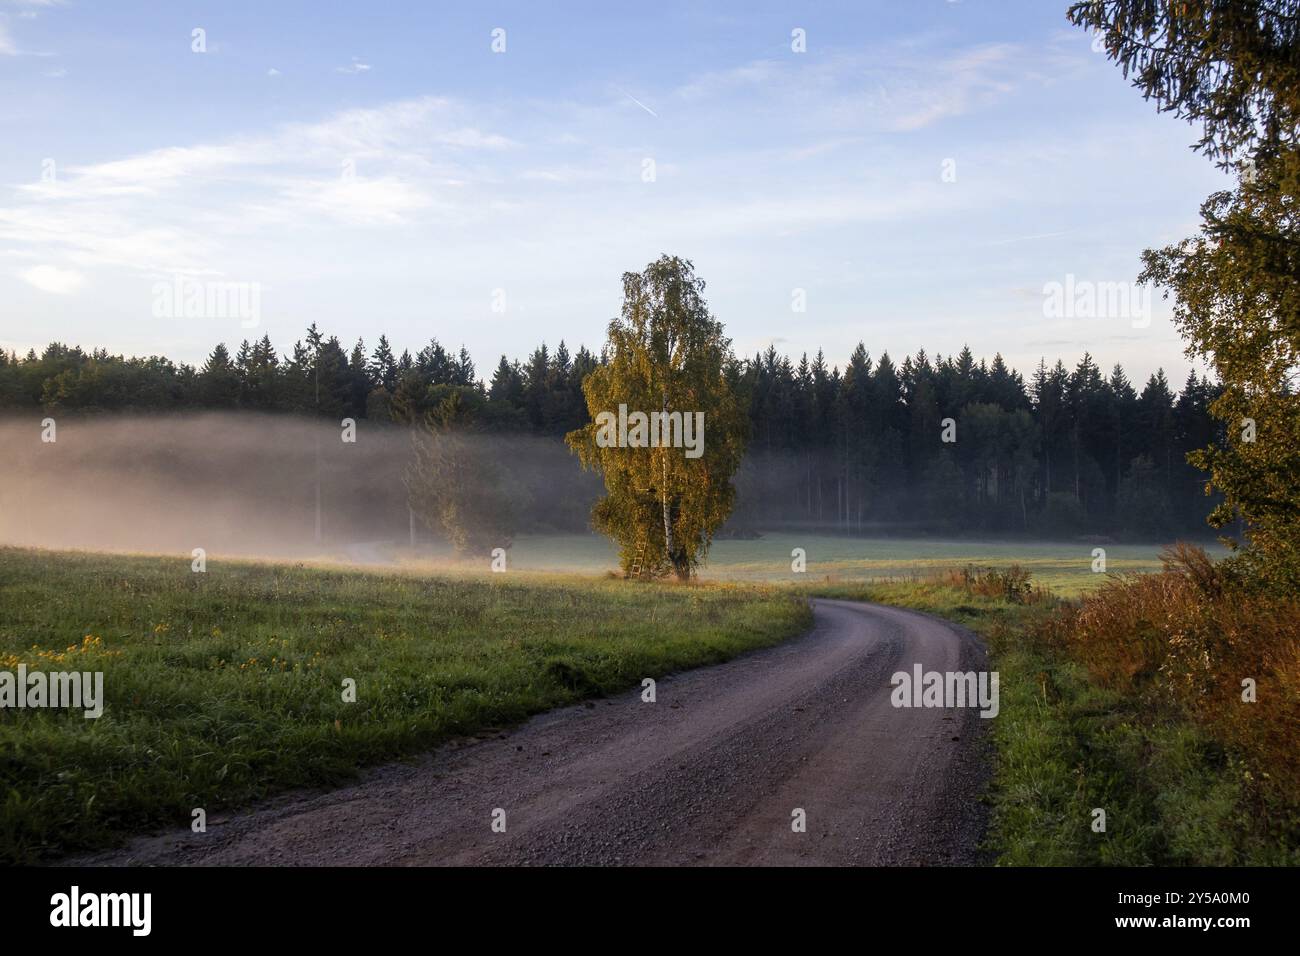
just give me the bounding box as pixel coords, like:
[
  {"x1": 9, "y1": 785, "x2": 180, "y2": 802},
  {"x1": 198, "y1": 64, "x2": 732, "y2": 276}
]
[
  {"x1": 0, "y1": 328, "x2": 597, "y2": 437},
  {"x1": 0, "y1": 327, "x2": 1222, "y2": 540},
  {"x1": 739, "y1": 344, "x2": 1222, "y2": 539}
]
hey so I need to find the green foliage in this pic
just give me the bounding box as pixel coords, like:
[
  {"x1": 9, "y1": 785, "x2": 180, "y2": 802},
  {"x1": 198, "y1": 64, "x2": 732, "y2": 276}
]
[
  {"x1": 1068, "y1": 1, "x2": 1299, "y2": 164},
  {"x1": 1074, "y1": 0, "x2": 1300, "y2": 585},
  {"x1": 1141, "y1": 177, "x2": 1300, "y2": 586},
  {"x1": 567, "y1": 256, "x2": 748, "y2": 579},
  {"x1": 956, "y1": 564, "x2": 1036, "y2": 604}
]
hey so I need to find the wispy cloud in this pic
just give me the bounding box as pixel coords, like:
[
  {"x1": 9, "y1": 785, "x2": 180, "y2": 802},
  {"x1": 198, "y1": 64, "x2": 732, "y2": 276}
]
[
  {"x1": 0, "y1": 38, "x2": 1081, "y2": 291},
  {"x1": 0, "y1": 96, "x2": 516, "y2": 276},
  {"x1": 672, "y1": 41, "x2": 1038, "y2": 134},
  {"x1": 0, "y1": 10, "x2": 57, "y2": 56},
  {"x1": 334, "y1": 57, "x2": 371, "y2": 75},
  {"x1": 20, "y1": 264, "x2": 83, "y2": 295},
  {"x1": 884, "y1": 43, "x2": 1021, "y2": 130},
  {"x1": 7, "y1": 0, "x2": 64, "y2": 18}
]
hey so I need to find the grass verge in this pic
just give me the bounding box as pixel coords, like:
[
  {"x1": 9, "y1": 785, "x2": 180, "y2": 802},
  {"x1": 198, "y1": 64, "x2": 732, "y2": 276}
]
[{"x1": 807, "y1": 569, "x2": 1298, "y2": 865}]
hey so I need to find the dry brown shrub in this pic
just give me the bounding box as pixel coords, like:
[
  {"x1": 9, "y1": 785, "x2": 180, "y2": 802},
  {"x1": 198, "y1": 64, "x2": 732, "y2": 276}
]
[{"x1": 1041, "y1": 543, "x2": 1300, "y2": 800}]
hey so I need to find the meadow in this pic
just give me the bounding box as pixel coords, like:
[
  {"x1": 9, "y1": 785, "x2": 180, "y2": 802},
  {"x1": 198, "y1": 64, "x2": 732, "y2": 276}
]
[
  {"x1": 0, "y1": 533, "x2": 1266, "y2": 867},
  {"x1": 365, "y1": 531, "x2": 1221, "y2": 598},
  {"x1": 0, "y1": 546, "x2": 809, "y2": 863}
]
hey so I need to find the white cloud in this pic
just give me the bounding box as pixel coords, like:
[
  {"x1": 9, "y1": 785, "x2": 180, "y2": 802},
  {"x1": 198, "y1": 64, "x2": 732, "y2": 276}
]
[
  {"x1": 438, "y1": 128, "x2": 514, "y2": 149},
  {"x1": 20, "y1": 264, "x2": 83, "y2": 294},
  {"x1": 335, "y1": 57, "x2": 371, "y2": 75},
  {"x1": 277, "y1": 176, "x2": 436, "y2": 226},
  {"x1": 0, "y1": 96, "x2": 517, "y2": 277}
]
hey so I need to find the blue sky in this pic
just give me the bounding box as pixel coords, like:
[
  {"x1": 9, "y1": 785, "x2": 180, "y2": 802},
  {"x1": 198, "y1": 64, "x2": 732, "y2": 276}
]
[{"x1": 1, "y1": 0, "x2": 1229, "y2": 383}]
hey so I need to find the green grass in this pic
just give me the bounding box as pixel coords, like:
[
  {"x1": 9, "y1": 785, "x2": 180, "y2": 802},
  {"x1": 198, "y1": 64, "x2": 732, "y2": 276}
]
[
  {"x1": 3, "y1": 542, "x2": 1276, "y2": 867},
  {"x1": 361, "y1": 531, "x2": 1223, "y2": 598},
  {"x1": 808, "y1": 577, "x2": 1295, "y2": 865},
  {"x1": 0, "y1": 546, "x2": 810, "y2": 863}
]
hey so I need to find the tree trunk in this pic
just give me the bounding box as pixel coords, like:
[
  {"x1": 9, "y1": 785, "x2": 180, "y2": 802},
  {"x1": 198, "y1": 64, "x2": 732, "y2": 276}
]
[{"x1": 660, "y1": 391, "x2": 678, "y2": 576}]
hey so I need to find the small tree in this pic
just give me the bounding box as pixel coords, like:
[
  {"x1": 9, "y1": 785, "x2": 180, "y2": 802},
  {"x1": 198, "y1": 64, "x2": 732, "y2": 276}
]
[
  {"x1": 567, "y1": 256, "x2": 747, "y2": 580},
  {"x1": 405, "y1": 389, "x2": 515, "y2": 557}
]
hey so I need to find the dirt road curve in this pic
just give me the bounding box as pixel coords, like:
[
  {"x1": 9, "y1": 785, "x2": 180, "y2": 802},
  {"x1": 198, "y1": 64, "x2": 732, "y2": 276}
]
[{"x1": 79, "y1": 599, "x2": 991, "y2": 867}]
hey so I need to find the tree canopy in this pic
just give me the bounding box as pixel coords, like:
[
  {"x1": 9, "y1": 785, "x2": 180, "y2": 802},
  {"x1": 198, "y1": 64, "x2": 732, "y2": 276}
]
[
  {"x1": 566, "y1": 256, "x2": 748, "y2": 579},
  {"x1": 1073, "y1": 0, "x2": 1300, "y2": 586}
]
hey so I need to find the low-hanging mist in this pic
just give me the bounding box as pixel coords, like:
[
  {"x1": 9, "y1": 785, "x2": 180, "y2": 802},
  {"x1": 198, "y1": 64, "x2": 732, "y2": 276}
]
[{"x1": 0, "y1": 412, "x2": 602, "y2": 560}]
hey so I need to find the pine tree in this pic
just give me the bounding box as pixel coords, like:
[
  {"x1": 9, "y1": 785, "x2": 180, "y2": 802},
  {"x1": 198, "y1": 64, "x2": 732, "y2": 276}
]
[
  {"x1": 369, "y1": 335, "x2": 398, "y2": 392},
  {"x1": 489, "y1": 356, "x2": 523, "y2": 405},
  {"x1": 349, "y1": 338, "x2": 371, "y2": 417},
  {"x1": 200, "y1": 343, "x2": 240, "y2": 406}
]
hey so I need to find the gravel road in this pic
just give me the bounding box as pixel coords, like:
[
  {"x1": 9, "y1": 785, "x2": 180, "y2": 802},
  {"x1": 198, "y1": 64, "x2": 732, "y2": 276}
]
[{"x1": 78, "y1": 598, "x2": 992, "y2": 866}]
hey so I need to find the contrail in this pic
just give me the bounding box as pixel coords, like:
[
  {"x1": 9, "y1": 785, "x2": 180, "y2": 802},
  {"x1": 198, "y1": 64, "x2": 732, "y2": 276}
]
[{"x1": 617, "y1": 87, "x2": 658, "y2": 118}]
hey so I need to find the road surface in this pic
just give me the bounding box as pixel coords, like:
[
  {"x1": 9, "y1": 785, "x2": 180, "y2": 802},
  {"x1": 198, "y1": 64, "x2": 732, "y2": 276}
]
[{"x1": 78, "y1": 599, "x2": 991, "y2": 866}]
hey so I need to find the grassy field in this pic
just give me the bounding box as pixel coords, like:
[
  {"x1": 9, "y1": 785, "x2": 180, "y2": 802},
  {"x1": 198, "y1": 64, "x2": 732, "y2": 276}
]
[
  {"x1": 2, "y1": 538, "x2": 1268, "y2": 867},
  {"x1": 365, "y1": 531, "x2": 1223, "y2": 598},
  {"x1": 0, "y1": 546, "x2": 810, "y2": 863}
]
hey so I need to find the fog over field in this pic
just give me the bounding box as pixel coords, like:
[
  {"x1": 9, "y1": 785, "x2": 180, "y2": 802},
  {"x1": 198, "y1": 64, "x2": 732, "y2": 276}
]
[
  {"x1": 0, "y1": 413, "x2": 600, "y2": 559},
  {"x1": 0, "y1": 411, "x2": 1214, "y2": 586}
]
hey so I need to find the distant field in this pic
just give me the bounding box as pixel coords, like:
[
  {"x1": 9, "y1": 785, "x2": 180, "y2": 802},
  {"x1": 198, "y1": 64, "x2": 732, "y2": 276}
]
[
  {"x1": 0, "y1": 547, "x2": 809, "y2": 862},
  {"x1": 375, "y1": 532, "x2": 1226, "y2": 598}
]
